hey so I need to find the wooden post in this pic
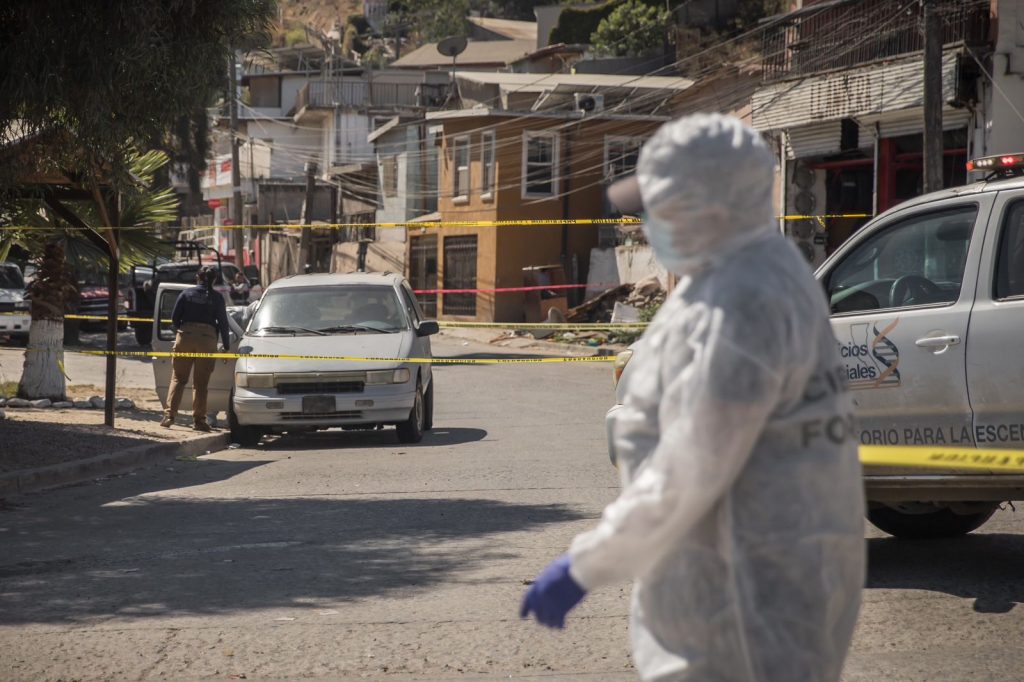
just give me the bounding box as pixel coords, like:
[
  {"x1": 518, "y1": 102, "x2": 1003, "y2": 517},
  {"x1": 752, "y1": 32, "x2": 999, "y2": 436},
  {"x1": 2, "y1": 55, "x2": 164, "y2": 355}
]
[
  {"x1": 230, "y1": 49, "x2": 244, "y2": 267},
  {"x1": 299, "y1": 161, "x2": 317, "y2": 274},
  {"x1": 922, "y1": 0, "x2": 944, "y2": 193}
]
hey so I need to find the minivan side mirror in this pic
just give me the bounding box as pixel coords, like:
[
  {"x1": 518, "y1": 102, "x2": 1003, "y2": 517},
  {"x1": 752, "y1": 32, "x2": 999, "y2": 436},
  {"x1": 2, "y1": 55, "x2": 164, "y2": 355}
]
[{"x1": 416, "y1": 320, "x2": 440, "y2": 337}]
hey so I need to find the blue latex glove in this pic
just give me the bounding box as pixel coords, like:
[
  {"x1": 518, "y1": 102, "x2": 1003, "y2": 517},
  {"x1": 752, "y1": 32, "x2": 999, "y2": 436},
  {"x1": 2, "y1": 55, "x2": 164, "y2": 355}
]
[{"x1": 520, "y1": 554, "x2": 586, "y2": 629}]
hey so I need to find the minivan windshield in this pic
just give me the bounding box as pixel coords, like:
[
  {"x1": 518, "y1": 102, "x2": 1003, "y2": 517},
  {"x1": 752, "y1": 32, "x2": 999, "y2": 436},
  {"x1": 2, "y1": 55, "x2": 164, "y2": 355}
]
[
  {"x1": 0, "y1": 265, "x2": 25, "y2": 290},
  {"x1": 248, "y1": 285, "x2": 408, "y2": 335}
]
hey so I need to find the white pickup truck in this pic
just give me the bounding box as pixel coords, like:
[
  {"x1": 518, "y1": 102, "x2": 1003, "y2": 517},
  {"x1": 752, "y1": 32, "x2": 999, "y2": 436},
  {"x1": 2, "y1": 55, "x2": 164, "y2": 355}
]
[{"x1": 609, "y1": 154, "x2": 1024, "y2": 539}]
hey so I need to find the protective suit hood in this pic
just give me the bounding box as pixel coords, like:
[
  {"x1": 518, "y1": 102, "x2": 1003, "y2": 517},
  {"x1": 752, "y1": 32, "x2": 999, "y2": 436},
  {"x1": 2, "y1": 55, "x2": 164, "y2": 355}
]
[{"x1": 638, "y1": 114, "x2": 777, "y2": 274}]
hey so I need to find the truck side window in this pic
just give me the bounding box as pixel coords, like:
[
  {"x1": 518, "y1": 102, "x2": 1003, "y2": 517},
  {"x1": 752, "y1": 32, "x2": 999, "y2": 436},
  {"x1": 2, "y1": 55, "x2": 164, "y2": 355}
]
[
  {"x1": 995, "y1": 200, "x2": 1024, "y2": 300},
  {"x1": 825, "y1": 205, "x2": 978, "y2": 314}
]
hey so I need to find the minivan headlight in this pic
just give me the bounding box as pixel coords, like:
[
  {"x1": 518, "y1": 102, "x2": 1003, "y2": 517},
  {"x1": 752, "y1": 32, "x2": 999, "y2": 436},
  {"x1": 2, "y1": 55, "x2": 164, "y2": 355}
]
[
  {"x1": 366, "y1": 368, "x2": 411, "y2": 385},
  {"x1": 14, "y1": 300, "x2": 28, "y2": 311},
  {"x1": 235, "y1": 372, "x2": 275, "y2": 388},
  {"x1": 613, "y1": 350, "x2": 634, "y2": 387}
]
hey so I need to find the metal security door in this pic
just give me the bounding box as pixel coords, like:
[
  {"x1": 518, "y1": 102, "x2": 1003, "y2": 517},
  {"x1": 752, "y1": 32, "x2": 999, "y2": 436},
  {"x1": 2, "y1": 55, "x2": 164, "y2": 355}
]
[
  {"x1": 442, "y1": 235, "x2": 477, "y2": 316},
  {"x1": 409, "y1": 235, "x2": 438, "y2": 317}
]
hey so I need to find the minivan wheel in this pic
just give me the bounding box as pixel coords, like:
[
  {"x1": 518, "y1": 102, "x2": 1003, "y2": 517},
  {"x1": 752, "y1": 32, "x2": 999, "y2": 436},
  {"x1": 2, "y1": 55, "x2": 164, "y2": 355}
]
[
  {"x1": 424, "y1": 378, "x2": 434, "y2": 431},
  {"x1": 228, "y1": 395, "x2": 262, "y2": 447},
  {"x1": 396, "y1": 380, "x2": 425, "y2": 444},
  {"x1": 868, "y1": 503, "x2": 999, "y2": 539}
]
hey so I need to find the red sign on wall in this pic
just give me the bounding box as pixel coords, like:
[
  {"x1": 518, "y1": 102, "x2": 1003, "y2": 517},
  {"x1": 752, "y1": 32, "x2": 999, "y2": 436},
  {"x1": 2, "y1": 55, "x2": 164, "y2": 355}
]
[{"x1": 207, "y1": 199, "x2": 222, "y2": 209}]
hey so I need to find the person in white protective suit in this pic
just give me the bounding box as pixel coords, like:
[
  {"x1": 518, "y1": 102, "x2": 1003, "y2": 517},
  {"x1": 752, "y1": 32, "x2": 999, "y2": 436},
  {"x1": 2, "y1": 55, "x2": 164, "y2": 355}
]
[{"x1": 520, "y1": 113, "x2": 866, "y2": 681}]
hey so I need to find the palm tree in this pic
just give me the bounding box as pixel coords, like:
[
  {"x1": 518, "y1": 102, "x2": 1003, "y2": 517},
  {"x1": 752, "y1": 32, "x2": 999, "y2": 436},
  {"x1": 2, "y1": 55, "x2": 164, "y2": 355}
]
[{"x1": 0, "y1": 150, "x2": 176, "y2": 401}]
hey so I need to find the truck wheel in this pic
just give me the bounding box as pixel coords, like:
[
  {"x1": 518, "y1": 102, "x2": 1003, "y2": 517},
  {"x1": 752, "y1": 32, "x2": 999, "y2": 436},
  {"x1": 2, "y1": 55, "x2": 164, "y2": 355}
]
[
  {"x1": 396, "y1": 380, "x2": 425, "y2": 444},
  {"x1": 868, "y1": 503, "x2": 998, "y2": 539},
  {"x1": 228, "y1": 396, "x2": 261, "y2": 447},
  {"x1": 134, "y1": 324, "x2": 153, "y2": 346}
]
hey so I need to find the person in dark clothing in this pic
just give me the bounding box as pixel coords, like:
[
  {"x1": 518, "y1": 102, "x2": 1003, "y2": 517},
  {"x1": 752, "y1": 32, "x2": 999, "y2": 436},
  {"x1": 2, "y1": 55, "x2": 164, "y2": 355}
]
[{"x1": 161, "y1": 266, "x2": 231, "y2": 431}]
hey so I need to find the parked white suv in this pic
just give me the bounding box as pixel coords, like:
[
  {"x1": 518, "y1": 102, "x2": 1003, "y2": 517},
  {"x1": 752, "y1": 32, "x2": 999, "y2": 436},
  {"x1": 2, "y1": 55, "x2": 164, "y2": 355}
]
[
  {"x1": 229, "y1": 272, "x2": 437, "y2": 446},
  {"x1": 609, "y1": 154, "x2": 1024, "y2": 539},
  {"x1": 0, "y1": 262, "x2": 30, "y2": 343}
]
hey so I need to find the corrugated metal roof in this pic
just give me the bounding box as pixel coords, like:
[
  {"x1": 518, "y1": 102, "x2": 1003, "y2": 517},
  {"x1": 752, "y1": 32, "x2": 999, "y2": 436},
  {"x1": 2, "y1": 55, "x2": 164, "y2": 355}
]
[
  {"x1": 467, "y1": 17, "x2": 538, "y2": 42},
  {"x1": 752, "y1": 50, "x2": 959, "y2": 130},
  {"x1": 785, "y1": 121, "x2": 841, "y2": 159},
  {"x1": 392, "y1": 40, "x2": 534, "y2": 69},
  {"x1": 454, "y1": 72, "x2": 693, "y2": 92}
]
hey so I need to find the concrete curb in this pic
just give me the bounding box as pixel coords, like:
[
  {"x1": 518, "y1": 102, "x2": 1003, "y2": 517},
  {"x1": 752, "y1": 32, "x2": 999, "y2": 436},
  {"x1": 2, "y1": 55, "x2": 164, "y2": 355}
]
[{"x1": 0, "y1": 432, "x2": 230, "y2": 498}]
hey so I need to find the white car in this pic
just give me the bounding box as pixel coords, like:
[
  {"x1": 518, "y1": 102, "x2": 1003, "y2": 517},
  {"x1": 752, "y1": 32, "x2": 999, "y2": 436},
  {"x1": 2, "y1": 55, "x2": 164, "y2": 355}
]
[
  {"x1": 0, "y1": 262, "x2": 30, "y2": 343},
  {"x1": 229, "y1": 272, "x2": 437, "y2": 445},
  {"x1": 608, "y1": 153, "x2": 1024, "y2": 539}
]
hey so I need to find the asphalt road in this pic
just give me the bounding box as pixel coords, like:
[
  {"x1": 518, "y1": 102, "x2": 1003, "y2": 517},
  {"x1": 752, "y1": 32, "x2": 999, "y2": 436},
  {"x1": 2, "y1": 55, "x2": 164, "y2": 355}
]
[{"x1": 2, "y1": 337, "x2": 1024, "y2": 680}]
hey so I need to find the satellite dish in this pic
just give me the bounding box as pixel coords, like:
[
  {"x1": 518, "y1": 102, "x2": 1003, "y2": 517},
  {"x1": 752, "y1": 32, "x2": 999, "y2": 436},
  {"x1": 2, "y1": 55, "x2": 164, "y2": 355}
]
[{"x1": 437, "y1": 35, "x2": 468, "y2": 58}]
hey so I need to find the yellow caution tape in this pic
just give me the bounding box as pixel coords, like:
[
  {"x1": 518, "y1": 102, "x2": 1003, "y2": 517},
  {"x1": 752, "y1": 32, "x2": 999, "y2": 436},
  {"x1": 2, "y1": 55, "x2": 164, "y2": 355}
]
[
  {"x1": 73, "y1": 349, "x2": 614, "y2": 365},
  {"x1": 1, "y1": 218, "x2": 643, "y2": 232},
  {"x1": 1, "y1": 216, "x2": 876, "y2": 232},
  {"x1": 860, "y1": 445, "x2": 1024, "y2": 473},
  {"x1": 779, "y1": 214, "x2": 873, "y2": 220},
  {"x1": 2, "y1": 311, "x2": 647, "y2": 331}
]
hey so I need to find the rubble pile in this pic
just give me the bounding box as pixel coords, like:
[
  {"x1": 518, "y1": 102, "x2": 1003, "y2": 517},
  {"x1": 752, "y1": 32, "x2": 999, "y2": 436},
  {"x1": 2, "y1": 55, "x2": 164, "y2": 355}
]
[
  {"x1": 566, "y1": 276, "x2": 666, "y2": 325},
  {"x1": 552, "y1": 276, "x2": 666, "y2": 347}
]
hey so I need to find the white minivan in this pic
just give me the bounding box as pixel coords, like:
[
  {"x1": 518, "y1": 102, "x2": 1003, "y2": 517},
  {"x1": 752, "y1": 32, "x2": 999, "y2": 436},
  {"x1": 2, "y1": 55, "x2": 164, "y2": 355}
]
[
  {"x1": 608, "y1": 154, "x2": 1024, "y2": 539},
  {"x1": 229, "y1": 272, "x2": 437, "y2": 446},
  {"x1": 151, "y1": 272, "x2": 437, "y2": 446}
]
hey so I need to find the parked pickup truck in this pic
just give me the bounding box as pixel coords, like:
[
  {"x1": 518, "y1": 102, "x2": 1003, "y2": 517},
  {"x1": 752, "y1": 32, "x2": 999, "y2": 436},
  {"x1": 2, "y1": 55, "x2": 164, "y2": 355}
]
[{"x1": 608, "y1": 153, "x2": 1024, "y2": 539}]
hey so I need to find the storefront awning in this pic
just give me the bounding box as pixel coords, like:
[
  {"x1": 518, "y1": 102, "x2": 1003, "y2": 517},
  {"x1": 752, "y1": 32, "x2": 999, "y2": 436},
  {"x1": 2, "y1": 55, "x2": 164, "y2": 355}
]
[{"x1": 753, "y1": 50, "x2": 960, "y2": 132}]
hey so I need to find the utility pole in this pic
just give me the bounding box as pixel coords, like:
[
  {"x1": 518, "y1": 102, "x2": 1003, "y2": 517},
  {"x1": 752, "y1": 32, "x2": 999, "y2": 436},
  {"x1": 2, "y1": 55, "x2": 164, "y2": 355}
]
[
  {"x1": 300, "y1": 161, "x2": 317, "y2": 274},
  {"x1": 922, "y1": 0, "x2": 943, "y2": 193},
  {"x1": 229, "y1": 49, "x2": 244, "y2": 267}
]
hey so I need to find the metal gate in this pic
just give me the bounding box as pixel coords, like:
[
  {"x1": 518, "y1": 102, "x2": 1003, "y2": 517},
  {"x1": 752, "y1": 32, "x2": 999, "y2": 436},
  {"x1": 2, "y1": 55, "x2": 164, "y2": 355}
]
[
  {"x1": 409, "y1": 235, "x2": 438, "y2": 317},
  {"x1": 442, "y1": 235, "x2": 477, "y2": 316}
]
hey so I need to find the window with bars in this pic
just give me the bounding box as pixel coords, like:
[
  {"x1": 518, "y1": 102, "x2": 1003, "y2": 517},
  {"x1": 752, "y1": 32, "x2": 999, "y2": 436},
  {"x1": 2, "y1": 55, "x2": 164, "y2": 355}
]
[
  {"x1": 452, "y1": 135, "x2": 470, "y2": 200},
  {"x1": 604, "y1": 136, "x2": 645, "y2": 183},
  {"x1": 381, "y1": 155, "x2": 398, "y2": 198},
  {"x1": 522, "y1": 132, "x2": 558, "y2": 197},
  {"x1": 443, "y1": 235, "x2": 478, "y2": 316},
  {"x1": 481, "y1": 131, "x2": 496, "y2": 196}
]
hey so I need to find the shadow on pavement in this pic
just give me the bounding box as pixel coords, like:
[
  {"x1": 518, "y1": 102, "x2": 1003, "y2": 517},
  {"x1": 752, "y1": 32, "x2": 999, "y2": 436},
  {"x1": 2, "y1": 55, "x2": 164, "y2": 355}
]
[
  {"x1": 866, "y1": 533, "x2": 1024, "y2": 613},
  {"x1": 0, "y1": 455, "x2": 580, "y2": 625},
  {"x1": 259, "y1": 426, "x2": 488, "y2": 451}
]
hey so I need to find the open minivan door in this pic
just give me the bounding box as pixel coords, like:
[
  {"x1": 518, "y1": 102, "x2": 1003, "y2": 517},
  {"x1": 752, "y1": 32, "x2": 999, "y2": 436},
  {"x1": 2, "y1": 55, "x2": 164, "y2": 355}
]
[{"x1": 151, "y1": 282, "x2": 244, "y2": 417}]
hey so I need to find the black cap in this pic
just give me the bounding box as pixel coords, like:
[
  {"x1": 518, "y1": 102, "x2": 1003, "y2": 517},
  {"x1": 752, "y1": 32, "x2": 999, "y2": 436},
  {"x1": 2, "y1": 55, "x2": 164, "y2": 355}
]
[
  {"x1": 198, "y1": 265, "x2": 219, "y2": 284},
  {"x1": 607, "y1": 175, "x2": 643, "y2": 215}
]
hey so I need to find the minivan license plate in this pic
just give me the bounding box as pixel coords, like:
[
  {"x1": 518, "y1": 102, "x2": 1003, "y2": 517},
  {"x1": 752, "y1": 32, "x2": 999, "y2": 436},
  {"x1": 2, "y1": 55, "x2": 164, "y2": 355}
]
[{"x1": 302, "y1": 395, "x2": 335, "y2": 414}]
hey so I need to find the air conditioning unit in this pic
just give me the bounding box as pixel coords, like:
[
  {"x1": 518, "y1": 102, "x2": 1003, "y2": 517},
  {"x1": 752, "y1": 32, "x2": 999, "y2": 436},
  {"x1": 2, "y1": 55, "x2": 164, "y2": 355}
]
[{"x1": 574, "y1": 93, "x2": 605, "y2": 114}]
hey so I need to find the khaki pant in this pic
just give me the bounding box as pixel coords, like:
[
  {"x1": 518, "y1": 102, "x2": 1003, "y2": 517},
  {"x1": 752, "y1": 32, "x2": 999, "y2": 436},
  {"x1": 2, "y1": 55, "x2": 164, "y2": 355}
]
[{"x1": 165, "y1": 322, "x2": 218, "y2": 425}]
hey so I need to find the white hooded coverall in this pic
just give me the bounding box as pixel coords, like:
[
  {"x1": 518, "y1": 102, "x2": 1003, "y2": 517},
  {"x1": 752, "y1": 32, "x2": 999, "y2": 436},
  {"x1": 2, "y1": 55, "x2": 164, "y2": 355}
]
[{"x1": 569, "y1": 114, "x2": 865, "y2": 681}]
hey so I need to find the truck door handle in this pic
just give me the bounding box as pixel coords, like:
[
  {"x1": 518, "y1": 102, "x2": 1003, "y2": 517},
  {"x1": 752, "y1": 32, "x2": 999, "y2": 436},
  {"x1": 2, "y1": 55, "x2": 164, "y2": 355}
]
[{"x1": 915, "y1": 334, "x2": 961, "y2": 348}]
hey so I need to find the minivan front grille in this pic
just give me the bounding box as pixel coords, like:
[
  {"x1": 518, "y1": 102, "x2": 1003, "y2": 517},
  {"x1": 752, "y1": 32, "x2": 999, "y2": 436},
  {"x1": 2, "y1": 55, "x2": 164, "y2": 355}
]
[
  {"x1": 277, "y1": 381, "x2": 364, "y2": 395},
  {"x1": 0, "y1": 302, "x2": 15, "y2": 313},
  {"x1": 280, "y1": 410, "x2": 363, "y2": 421}
]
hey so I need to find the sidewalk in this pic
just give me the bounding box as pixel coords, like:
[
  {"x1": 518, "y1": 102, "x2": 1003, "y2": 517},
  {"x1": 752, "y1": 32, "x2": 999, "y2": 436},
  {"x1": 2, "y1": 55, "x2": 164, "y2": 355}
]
[
  {"x1": 437, "y1": 326, "x2": 626, "y2": 357},
  {"x1": 0, "y1": 382, "x2": 228, "y2": 497}
]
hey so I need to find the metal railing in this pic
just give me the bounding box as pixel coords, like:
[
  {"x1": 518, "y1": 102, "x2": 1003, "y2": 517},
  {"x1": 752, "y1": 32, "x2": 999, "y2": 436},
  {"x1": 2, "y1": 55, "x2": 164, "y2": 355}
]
[
  {"x1": 294, "y1": 79, "x2": 449, "y2": 112},
  {"x1": 762, "y1": 0, "x2": 990, "y2": 82}
]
